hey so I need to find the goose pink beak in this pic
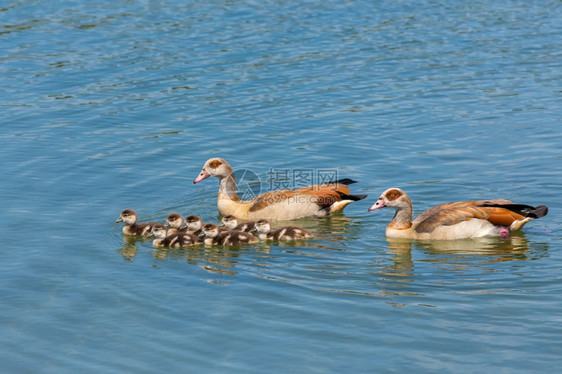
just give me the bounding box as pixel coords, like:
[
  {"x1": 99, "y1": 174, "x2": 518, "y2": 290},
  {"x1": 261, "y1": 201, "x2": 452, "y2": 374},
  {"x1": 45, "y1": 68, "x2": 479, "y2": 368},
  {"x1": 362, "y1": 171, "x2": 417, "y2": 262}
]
[
  {"x1": 368, "y1": 198, "x2": 385, "y2": 211},
  {"x1": 194, "y1": 169, "x2": 210, "y2": 184}
]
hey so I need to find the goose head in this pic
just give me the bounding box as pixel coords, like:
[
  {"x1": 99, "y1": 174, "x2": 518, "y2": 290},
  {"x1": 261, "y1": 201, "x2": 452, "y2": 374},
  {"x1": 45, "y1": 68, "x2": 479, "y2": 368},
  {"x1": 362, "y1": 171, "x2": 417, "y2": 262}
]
[
  {"x1": 368, "y1": 188, "x2": 412, "y2": 212},
  {"x1": 194, "y1": 158, "x2": 233, "y2": 183}
]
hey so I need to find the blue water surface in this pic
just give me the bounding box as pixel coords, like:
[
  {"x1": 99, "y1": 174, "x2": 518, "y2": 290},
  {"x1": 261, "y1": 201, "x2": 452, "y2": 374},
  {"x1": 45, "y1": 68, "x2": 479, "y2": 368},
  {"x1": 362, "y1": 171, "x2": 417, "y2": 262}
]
[{"x1": 1, "y1": 1, "x2": 561, "y2": 373}]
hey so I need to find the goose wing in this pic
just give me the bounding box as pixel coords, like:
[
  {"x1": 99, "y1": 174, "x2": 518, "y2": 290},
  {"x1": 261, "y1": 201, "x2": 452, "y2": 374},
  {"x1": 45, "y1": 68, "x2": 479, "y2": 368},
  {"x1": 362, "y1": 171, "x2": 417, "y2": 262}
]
[
  {"x1": 248, "y1": 183, "x2": 355, "y2": 212},
  {"x1": 413, "y1": 199, "x2": 527, "y2": 234}
]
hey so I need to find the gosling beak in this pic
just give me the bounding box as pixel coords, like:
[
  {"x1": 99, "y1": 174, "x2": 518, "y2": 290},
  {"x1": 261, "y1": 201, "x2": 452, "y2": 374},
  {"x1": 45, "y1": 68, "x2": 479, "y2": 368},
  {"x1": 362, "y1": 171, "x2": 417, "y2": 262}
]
[
  {"x1": 164, "y1": 222, "x2": 170, "y2": 228},
  {"x1": 115, "y1": 217, "x2": 123, "y2": 223},
  {"x1": 368, "y1": 198, "x2": 386, "y2": 212},
  {"x1": 194, "y1": 169, "x2": 210, "y2": 184},
  {"x1": 198, "y1": 231, "x2": 206, "y2": 238}
]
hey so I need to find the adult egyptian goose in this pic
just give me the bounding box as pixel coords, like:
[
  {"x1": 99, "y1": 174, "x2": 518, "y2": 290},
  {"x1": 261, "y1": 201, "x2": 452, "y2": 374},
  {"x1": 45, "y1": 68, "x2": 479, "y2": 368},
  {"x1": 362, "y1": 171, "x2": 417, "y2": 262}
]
[
  {"x1": 150, "y1": 224, "x2": 201, "y2": 248},
  {"x1": 201, "y1": 223, "x2": 258, "y2": 246},
  {"x1": 194, "y1": 158, "x2": 367, "y2": 220},
  {"x1": 220, "y1": 215, "x2": 256, "y2": 232},
  {"x1": 115, "y1": 209, "x2": 160, "y2": 236},
  {"x1": 252, "y1": 219, "x2": 313, "y2": 241},
  {"x1": 368, "y1": 188, "x2": 548, "y2": 240},
  {"x1": 165, "y1": 213, "x2": 187, "y2": 234}
]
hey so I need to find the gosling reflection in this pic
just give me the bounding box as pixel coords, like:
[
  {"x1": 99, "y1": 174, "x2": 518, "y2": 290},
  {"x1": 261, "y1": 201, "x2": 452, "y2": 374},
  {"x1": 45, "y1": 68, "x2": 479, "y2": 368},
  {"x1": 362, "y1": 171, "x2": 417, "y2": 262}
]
[
  {"x1": 117, "y1": 234, "x2": 143, "y2": 261},
  {"x1": 151, "y1": 244, "x2": 242, "y2": 276}
]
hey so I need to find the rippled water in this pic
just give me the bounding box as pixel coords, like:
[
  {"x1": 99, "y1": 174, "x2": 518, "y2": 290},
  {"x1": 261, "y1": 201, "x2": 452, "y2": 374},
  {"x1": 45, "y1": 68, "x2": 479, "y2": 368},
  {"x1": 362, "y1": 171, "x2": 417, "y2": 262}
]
[{"x1": 2, "y1": 1, "x2": 561, "y2": 372}]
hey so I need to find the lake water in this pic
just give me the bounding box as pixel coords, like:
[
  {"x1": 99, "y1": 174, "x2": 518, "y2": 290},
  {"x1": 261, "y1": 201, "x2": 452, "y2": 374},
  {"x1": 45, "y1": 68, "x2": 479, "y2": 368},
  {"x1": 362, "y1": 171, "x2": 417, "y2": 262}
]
[{"x1": 2, "y1": 0, "x2": 561, "y2": 372}]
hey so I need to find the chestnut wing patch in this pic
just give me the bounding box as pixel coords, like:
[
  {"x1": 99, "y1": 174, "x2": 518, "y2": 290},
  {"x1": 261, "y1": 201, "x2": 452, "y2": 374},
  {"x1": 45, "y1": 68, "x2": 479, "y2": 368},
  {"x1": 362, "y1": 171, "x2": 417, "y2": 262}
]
[
  {"x1": 414, "y1": 205, "x2": 491, "y2": 233},
  {"x1": 248, "y1": 190, "x2": 299, "y2": 212},
  {"x1": 413, "y1": 198, "x2": 546, "y2": 233},
  {"x1": 247, "y1": 184, "x2": 352, "y2": 212}
]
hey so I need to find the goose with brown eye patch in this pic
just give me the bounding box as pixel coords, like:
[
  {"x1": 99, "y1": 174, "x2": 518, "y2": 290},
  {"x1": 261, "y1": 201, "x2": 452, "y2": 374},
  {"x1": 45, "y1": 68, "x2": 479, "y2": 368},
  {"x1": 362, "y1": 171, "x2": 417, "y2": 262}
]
[
  {"x1": 115, "y1": 209, "x2": 161, "y2": 237},
  {"x1": 193, "y1": 157, "x2": 368, "y2": 221},
  {"x1": 251, "y1": 219, "x2": 313, "y2": 241},
  {"x1": 368, "y1": 187, "x2": 549, "y2": 240}
]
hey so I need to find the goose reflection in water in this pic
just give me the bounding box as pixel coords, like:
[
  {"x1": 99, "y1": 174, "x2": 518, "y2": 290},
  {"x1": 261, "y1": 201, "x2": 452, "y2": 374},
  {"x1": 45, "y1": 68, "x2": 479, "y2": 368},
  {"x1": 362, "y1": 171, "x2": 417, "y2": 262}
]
[{"x1": 384, "y1": 233, "x2": 549, "y2": 275}]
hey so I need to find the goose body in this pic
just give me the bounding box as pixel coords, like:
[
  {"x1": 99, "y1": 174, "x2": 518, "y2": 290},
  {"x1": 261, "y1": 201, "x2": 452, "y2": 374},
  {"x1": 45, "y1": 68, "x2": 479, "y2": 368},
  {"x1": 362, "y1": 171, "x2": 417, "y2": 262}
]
[
  {"x1": 194, "y1": 158, "x2": 367, "y2": 220},
  {"x1": 220, "y1": 215, "x2": 256, "y2": 232},
  {"x1": 150, "y1": 224, "x2": 201, "y2": 248},
  {"x1": 369, "y1": 188, "x2": 548, "y2": 240},
  {"x1": 115, "y1": 209, "x2": 160, "y2": 237},
  {"x1": 201, "y1": 223, "x2": 258, "y2": 246},
  {"x1": 253, "y1": 219, "x2": 313, "y2": 241}
]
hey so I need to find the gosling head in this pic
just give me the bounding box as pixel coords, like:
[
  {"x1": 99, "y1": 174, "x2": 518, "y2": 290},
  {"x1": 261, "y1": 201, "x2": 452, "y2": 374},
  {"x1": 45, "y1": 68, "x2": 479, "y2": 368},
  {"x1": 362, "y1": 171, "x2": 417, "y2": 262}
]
[
  {"x1": 165, "y1": 212, "x2": 184, "y2": 229},
  {"x1": 202, "y1": 223, "x2": 220, "y2": 239},
  {"x1": 253, "y1": 219, "x2": 272, "y2": 234},
  {"x1": 220, "y1": 215, "x2": 239, "y2": 230},
  {"x1": 149, "y1": 223, "x2": 168, "y2": 239},
  {"x1": 185, "y1": 215, "x2": 203, "y2": 231},
  {"x1": 116, "y1": 209, "x2": 138, "y2": 225}
]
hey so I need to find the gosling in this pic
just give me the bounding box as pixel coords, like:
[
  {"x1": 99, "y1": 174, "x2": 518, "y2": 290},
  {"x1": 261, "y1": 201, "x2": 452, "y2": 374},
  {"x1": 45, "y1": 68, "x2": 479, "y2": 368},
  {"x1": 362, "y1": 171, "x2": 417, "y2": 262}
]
[
  {"x1": 220, "y1": 215, "x2": 256, "y2": 232},
  {"x1": 252, "y1": 219, "x2": 313, "y2": 241},
  {"x1": 165, "y1": 212, "x2": 187, "y2": 234},
  {"x1": 150, "y1": 223, "x2": 201, "y2": 248},
  {"x1": 201, "y1": 223, "x2": 258, "y2": 246},
  {"x1": 115, "y1": 209, "x2": 160, "y2": 237}
]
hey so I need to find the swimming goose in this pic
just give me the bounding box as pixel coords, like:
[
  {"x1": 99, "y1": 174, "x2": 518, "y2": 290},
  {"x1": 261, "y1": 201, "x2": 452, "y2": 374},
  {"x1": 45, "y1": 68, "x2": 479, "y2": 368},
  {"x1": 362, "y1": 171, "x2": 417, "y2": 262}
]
[
  {"x1": 150, "y1": 224, "x2": 201, "y2": 248},
  {"x1": 220, "y1": 215, "x2": 256, "y2": 232},
  {"x1": 194, "y1": 158, "x2": 367, "y2": 220},
  {"x1": 165, "y1": 212, "x2": 187, "y2": 234},
  {"x1": 252, "y1": 219, "x2": 313, "y2": 240},
  {"x1": 368, "y1": 188, "x2": 548, "y2": 240},
  {"x1": 115, "y1": 209, "x2": 160, "y2": 236},
  {"x1": 201, "y1": 223, "x2": 258, "y2": 246}
]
